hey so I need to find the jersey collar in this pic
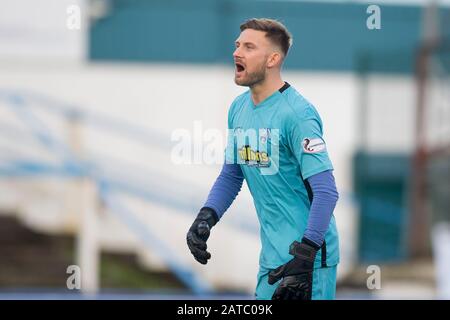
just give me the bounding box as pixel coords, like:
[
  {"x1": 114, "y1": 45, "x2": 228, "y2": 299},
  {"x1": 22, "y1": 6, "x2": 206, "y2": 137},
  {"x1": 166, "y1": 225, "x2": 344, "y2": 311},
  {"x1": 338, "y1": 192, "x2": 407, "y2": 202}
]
[{"x1": 250, "y1": 81, "x2": 290, "y2": 110}]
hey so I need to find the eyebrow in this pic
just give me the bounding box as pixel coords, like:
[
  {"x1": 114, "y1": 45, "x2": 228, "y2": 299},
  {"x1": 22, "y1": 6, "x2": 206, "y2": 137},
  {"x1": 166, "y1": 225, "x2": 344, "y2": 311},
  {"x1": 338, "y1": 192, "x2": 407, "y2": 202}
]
[{"x1": 235, "y1": 40, "x2": 257, "y2": 47}]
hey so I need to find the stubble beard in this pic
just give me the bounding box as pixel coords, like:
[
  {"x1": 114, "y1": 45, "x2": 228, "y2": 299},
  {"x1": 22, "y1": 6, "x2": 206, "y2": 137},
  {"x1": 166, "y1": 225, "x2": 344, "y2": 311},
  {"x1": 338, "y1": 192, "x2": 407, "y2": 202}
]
[{"x1": 234, "y1": 63, "x2": 267, "y2": 87}]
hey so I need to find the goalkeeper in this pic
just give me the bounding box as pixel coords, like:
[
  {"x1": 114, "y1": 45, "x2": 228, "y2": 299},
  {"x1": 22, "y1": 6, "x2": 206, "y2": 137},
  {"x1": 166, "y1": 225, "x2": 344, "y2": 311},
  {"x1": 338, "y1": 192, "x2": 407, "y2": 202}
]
[{"x1": 187, "y1": 18, "x2": 339, "y2": 300}]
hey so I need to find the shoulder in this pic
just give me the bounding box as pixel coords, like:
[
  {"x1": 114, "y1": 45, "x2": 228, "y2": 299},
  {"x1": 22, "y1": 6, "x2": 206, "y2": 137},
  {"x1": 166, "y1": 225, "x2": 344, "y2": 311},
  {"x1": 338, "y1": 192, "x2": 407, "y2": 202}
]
[
  {"x1": 228, "y1": 90, "x2": 249, "y2": 123},
  {"x1": 229, "y1": 90, "x2": 249, "y2": 112},
  {"x1": 279, "y1": 86, "x2": 321, "y2": 127}
]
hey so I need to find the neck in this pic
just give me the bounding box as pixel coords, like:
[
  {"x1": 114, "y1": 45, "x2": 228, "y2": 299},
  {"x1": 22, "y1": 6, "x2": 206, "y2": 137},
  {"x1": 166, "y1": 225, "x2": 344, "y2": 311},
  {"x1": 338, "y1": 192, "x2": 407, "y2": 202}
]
[{"x1": 250, "y1": 73, "x2": 285, "y2": 105}]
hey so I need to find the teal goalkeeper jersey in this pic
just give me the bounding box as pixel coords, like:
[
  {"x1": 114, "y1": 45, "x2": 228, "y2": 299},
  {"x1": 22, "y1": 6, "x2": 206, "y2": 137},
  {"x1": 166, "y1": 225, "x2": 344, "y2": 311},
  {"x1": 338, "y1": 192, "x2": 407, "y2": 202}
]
[{"x1": 225, "y1": 83, "x2": 339, "y2": 270}]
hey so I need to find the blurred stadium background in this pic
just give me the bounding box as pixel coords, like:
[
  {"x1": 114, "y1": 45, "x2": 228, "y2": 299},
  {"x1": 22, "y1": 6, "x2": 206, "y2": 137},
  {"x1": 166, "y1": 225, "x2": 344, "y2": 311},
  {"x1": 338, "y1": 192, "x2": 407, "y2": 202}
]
[{"x1": 0, "y1": 0, "x2": 449, "y2": 300}]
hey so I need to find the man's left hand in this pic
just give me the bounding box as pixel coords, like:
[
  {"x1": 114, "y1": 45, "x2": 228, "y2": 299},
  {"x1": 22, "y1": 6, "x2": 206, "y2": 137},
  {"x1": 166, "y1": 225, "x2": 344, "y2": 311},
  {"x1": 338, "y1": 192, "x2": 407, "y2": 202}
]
[{"x1": 268, "y1": 238, "x2": 320, "y2": 300}]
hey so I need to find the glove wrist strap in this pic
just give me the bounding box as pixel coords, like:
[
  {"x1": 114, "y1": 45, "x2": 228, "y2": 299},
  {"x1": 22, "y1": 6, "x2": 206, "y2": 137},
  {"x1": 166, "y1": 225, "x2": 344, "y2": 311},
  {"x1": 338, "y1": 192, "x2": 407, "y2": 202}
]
[
  {"x1": 289, "y1": 239, "x2": 319, "y2": 263},
  {"x1": 197, "y1": 207, "x2": 219, "y2": 227}
]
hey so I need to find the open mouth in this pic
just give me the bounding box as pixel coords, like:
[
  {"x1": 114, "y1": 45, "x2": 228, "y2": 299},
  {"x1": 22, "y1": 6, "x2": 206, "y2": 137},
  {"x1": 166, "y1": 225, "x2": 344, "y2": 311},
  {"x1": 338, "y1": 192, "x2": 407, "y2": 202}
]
[{"x1": 235, "y1": 62, "x2": 245, "y2": 73}]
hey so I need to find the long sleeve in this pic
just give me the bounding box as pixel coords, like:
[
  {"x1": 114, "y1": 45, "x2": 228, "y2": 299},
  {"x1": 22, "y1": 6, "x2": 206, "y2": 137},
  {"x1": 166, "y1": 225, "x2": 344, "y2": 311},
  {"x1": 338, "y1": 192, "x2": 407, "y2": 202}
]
[
  {"x1": 203, "y1": 163, "x2": 245, "y2": 220},
  {"x1": 303, "y1": 170, "x2": 339, "y2": 247}
]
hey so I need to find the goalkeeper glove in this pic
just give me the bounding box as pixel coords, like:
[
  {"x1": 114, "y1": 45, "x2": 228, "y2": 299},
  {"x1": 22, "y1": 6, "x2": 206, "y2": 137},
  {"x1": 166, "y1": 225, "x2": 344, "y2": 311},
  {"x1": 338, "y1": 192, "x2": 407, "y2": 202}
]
[
  {"x1": 268, "y1": 237, "x2": 320, "y2": 300},
  {"x1": 186, "y1": 207, "x2": 218, "y2": 265}
]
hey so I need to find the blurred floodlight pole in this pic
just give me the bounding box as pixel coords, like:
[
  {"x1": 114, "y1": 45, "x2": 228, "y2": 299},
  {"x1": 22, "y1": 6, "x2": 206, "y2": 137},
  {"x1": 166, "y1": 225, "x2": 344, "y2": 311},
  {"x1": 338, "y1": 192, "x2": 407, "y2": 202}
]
[
  {"x1": 410, "y1": 0, "x2": 440, "y2": 258},
  {"x1": 69, "y1": 112, "x2": 99, "y2": 294}
]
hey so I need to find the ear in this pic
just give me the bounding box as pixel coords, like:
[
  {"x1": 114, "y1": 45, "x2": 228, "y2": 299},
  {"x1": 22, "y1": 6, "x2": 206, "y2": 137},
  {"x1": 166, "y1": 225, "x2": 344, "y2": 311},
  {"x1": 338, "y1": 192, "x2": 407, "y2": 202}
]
[{"x1": 267, "y1": 51, "x2": 282, "y2": 68}]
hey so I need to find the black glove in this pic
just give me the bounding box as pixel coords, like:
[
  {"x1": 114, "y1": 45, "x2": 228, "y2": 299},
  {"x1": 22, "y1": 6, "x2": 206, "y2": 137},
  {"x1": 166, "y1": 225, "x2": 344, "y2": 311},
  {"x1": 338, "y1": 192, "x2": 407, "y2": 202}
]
[
  {"x1": 268, "y1": 237, "x2": 320, "y2": 300},
  {"x1": 186, "y1": 207, "x2": 219, "y2": 265}
]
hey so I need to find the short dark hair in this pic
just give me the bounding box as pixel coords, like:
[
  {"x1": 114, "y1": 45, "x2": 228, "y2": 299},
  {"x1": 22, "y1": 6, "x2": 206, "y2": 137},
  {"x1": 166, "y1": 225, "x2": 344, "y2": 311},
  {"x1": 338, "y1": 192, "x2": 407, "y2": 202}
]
[{"x1": 240, "y1": 18, "x2": 292, "y2": 56}]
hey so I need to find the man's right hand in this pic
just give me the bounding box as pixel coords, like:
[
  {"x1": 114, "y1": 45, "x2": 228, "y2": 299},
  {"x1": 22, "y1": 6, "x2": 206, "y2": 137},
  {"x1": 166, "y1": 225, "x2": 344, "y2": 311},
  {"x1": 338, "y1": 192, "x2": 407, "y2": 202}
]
[{"x1": 186, "y1": 207, "x2": 218, "y2": 264}]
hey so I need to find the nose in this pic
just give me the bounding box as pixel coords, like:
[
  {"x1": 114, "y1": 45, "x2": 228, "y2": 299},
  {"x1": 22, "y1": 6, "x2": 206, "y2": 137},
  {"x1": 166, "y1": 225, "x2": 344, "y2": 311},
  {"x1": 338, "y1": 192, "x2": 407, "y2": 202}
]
[{"x1": 233, "y1": 47, "x2": 241, "y2": 59}]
